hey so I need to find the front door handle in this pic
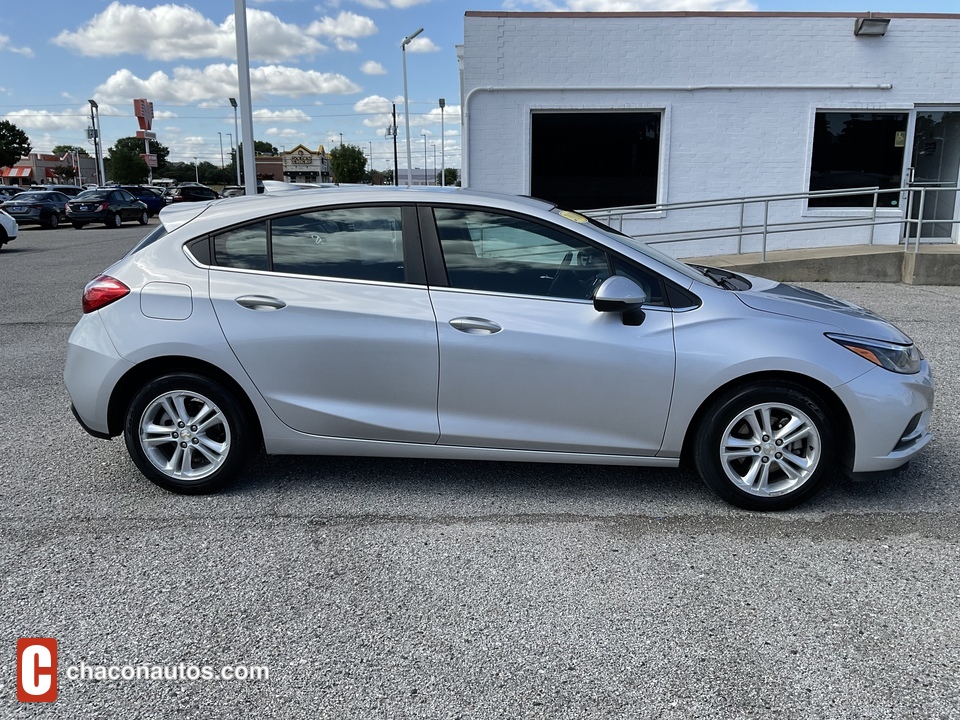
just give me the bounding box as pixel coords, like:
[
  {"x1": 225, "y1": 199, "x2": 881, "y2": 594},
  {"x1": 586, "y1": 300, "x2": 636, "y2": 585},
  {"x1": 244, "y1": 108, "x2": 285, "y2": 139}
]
[
  {"x1": 236, "y1": 295, "x2": 287, "y2": 311},
  {"x1": 449, "y1": 317, "x2": 502, "y2": 334}
]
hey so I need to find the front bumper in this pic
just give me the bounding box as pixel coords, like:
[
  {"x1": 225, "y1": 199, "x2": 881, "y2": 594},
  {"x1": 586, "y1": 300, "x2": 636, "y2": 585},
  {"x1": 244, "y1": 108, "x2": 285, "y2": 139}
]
[{"x1": 838, "y1": 360, "x2": 934, "y2": 473}]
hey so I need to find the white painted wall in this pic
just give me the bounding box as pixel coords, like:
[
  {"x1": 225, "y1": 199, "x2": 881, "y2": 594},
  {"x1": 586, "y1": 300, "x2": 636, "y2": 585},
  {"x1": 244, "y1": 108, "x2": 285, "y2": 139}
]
[{"x1": 461, "y1": 12, "x2": 960, "y2": 255}]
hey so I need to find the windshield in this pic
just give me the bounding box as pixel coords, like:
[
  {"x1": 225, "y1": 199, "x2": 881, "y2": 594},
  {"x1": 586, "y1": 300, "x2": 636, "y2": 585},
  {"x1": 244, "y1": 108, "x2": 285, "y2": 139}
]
[{"x1": 560, "y1": 210, "x2": 719, "y2": 286}]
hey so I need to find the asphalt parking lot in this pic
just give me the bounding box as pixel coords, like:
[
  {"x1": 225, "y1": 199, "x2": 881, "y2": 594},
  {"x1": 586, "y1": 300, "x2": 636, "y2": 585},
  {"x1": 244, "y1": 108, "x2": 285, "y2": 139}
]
[{"x1": 1, "y1": 221, "x2": 958, "y2": 718}]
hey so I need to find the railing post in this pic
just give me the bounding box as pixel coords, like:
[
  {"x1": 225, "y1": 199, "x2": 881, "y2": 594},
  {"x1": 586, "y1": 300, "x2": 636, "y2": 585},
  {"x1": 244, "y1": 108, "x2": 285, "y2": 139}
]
[
  {"x1": 916, "y1": 188, "x2": 927, "y2": 253},
  {"x1": 903, "y1": 187, "x2": 914, "y2": 252},
  {"x1": 738, "y1": 198, "x2": 745, "y2": 254},
  {"x1": 761, "y1": 200, "x2": 769, "y2": 262},
  {"x1": 869, "y1": 189, "x2": 878, "y2": 245}
]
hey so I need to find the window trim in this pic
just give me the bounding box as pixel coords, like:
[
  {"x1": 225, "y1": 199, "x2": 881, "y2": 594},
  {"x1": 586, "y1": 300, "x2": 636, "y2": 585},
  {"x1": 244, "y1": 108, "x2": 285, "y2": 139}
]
[
  {"x1": 185, "y1": 202, "x2": 427, "y2": 286},
  {"x1": 803, "y1": 106, "x2": 912, "y2": 215},
  {"x1": 419, "y1": 201, "x2": 676, "y2": 307},
  {"x1": 527, "y1": 107, "x2": 669, "y2": 213}
]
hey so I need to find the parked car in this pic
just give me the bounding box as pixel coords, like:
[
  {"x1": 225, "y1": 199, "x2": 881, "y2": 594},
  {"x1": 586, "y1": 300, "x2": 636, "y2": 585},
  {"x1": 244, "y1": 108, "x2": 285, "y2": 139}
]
[
  {"x1": 164, "y1": 184, "x2": 220, "y2": 204},
  {"x1": 0, "y1": 209, "x2": 18, "y2": 249},
  {"x1": 0, "y1": 190, "x2": 70, "y2": 229},
  {"x1": 66, "y1": 188, "x2": 149, "y2": 229},
  {"x1": 0, "y1": 186, "x2": 26, "y2": 201},
  {"x1": 31, "y1": 184, "x2": 84, "y2": 197},
  {"x1": 120, "y1": 185, "x2": 166, "y2": 216},
  {"x1": 64, "y1": 188, "x2": 933, "y2": 511}
]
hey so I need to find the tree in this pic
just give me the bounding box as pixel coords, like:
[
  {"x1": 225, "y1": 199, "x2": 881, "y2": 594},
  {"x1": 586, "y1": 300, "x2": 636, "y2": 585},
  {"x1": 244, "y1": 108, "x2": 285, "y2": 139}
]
[
  {"x1": 51, "y1": 166, "x2": 77, "y2": 183},
  {"x1": 437, "y1": 168, "x2": 460, "y2": 187},
  {"x1": 52, "y1": 145, "x2": 89, "y2": 158},
  {"x1": 107, "y1": 149, "x2": 149, "y2": 184},
  {"x1": 111, "y1": 136, "x2": 170, "y2": 172},
  {"x1": 0, "y1": 120, "x2": 31, "y2": 168},
  {"x1": 329, "y1": 144, "x2": 367, "y2": 184}
]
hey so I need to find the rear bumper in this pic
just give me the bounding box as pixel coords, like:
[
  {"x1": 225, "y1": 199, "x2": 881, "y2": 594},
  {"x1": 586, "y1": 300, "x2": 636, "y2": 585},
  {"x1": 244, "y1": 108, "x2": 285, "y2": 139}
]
[{"x1": 64, "y1": 313, "x2": 134, "y2": 437}]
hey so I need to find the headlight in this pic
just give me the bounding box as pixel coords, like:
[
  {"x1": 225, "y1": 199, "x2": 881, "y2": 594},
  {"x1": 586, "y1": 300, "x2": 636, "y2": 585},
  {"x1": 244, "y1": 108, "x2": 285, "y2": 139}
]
[{"x1": 826, "y1": 333, "x2": 922, "y2": 374}]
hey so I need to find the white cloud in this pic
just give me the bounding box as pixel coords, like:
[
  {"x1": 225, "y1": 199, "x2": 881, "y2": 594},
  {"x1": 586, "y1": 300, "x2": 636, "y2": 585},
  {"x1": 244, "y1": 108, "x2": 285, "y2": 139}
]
[
  {"x1": 354, "y1": 95, "x2": 394, "y2": 128},
  {"x1": 405, "y1": 36, "x2": 439, "y2": 53},
  {"x1": 354, "y1": 95, "x2": 393, "y2": 114},
  {"x1": 253, "y1": 109, "x2": 312, "y2": 123},
  {"x1": 0, "y1": 34, "x2": 34, "y2": 57},
  {"x1": 361, "y1": 61, "x2": 386, "y2": 75},
  {"x1": 504, "y1": 0, "x2": 755, "y2": 8},
  {"x1": 53, "y1": 3, "x2": 327, "y2": 62},
  {"x1": 93, "y1": 65, "x2": 361, "y2": 105},
  {"x1": 4, "y1": 108, "x2": 89, "y2": 132},
  {"x1": 264, "y1": 127, "x2": 304, "y2": 138},
  {"x1": 308, "y1": 11, "x2": 377, "y2": 39}
]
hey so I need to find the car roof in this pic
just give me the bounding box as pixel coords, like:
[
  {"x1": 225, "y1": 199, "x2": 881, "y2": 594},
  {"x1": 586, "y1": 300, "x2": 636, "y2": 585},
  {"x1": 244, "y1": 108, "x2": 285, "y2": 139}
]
[{"x1": 157, "y1": 187, "x2": 558, "y2": 235}]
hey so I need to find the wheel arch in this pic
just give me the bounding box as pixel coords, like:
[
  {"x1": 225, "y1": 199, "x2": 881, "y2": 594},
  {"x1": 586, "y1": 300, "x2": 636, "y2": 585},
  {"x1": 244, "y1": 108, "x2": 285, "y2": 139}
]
[
  {"x1": 106, "y1": 356, "x2": 262, "y2": 445},
  {"x1": 681, "y1": 371, "x2": 855, "y2": 472}
]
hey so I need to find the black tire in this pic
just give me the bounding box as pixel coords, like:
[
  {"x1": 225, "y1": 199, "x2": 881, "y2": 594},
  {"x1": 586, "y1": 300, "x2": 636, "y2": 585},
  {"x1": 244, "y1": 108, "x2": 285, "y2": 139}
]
[
  {"x1": 106, "y1": 212, "x2": 122, "y2": 228},
  {"x1": 46, "y1": 213, "x2": 59, "y2": 229},
  {"x1": 72, "y1": 222, "x2": 85, "y2": 229},
  {"x1": 124, "y1": 373, "x2": 254, "y2": 494},
  {"x1": 138, "y1": 210, "x2": 149, "y2": 225},
  {"x1": 692, "y1": 382, "x2": 835, "y2": 511}
]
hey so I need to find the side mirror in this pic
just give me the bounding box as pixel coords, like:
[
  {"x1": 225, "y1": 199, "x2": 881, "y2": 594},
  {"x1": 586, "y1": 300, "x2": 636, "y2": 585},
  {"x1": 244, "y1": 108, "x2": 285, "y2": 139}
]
[{"x1": 593, "y1": 275, "x2": 647, "y2": 326}]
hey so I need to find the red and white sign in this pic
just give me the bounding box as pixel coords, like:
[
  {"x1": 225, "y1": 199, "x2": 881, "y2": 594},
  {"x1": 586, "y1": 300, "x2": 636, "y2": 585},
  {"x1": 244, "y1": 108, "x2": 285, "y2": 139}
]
[
  {"x1": 17, "y1": 638, "x2": 57, "y2": 703},
  {"x1": 136, "y1": 130, "x2": 157, "y2": 141},
  {"x1": 134, "y1": 98, "x2": 154, "y2": 131},
  {"x1": 140, "y1": 153, "x2": 158, "y2": 168}
]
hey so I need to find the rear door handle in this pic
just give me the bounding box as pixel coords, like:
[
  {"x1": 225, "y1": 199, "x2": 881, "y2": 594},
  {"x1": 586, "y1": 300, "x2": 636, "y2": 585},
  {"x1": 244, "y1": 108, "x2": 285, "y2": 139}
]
[
  {"x1": 236, "y1": 295, "x2": 287, "y2": 311},
  {"x1": 449, "y1": 317, "x2": 502, "y2": 334}
]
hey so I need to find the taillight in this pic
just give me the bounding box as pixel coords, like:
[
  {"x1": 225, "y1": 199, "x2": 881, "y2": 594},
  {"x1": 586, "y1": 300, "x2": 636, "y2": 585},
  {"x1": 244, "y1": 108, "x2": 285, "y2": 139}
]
[
  {"x1": 82, "y1": 275, "x2": 130, "y2": 313},
  {"x1": 99, "y1": 202, "x2": 109, "y2": 211}
]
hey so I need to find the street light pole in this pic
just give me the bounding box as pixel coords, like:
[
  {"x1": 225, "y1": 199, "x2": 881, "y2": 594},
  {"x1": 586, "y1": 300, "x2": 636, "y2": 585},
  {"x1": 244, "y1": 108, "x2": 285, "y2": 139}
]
[
  {"x1": 439, "y1": 98, "x2": 445, "y2": 187},
  {"x1": 432, "y1": 144, "x2": 436, "y2": 186},
  {"x1": 401, "y1": 27, "x2": 423, "y2": 188},
  {"x1": 229, "y1": 97, "x2": 241, "y2": 185},
  {"x1": 217, "y1": 131, "x2": 224, "y2": 169},
  {"x1": 422, "y1": 133, "x2": 428, "y2": 186},
  {"x1": 88, "y1": 99, "x2": 105, "y2": 186},
  {"x1": 194, "y1": 157, "x2": 199, "y2": 183}
]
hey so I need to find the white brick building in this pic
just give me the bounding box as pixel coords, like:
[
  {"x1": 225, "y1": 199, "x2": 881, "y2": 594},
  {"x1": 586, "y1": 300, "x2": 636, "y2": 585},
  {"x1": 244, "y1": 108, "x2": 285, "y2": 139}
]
[{"x1": 459, "y1": 11, "x2": 960, "y2": 254}]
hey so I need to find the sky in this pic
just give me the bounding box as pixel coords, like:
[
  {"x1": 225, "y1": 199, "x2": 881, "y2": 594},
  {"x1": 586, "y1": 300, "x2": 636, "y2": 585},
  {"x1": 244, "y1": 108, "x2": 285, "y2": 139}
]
[{"x1": 1, "y1": 0, "x2": 958, "y2": 174}]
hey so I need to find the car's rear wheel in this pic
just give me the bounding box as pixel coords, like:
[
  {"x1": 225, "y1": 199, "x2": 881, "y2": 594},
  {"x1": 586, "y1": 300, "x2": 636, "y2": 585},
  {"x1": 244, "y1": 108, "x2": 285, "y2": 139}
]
[
  {"x1": 692, "y1": 382, "x2": 835, "y2": 511},
  {"x1": 106, "y1": 212, "x2": 122, "y2": 228},
  {"x1": 124, "y1": 373, "x2": 254, "y2": 494},
  {"x1": 46, "y1": 213, "x2": 59, "y2": 229},
  {"x1": 138, "y1": 210, "x2": 149, "y2": 225}
]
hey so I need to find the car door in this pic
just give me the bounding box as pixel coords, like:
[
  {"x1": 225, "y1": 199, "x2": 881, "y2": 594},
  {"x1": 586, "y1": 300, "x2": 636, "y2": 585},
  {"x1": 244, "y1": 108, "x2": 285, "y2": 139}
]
[
  {"x1": 425, "y1": 205, "x2": 676, "y2": 456},
  {"x1": 208, "y1": 204, "x2": 441, "y2": 443}
]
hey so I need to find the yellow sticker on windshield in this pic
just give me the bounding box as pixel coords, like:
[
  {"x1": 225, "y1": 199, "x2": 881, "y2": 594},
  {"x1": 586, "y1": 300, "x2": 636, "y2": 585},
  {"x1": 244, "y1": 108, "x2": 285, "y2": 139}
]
[{"x1": 559, "y1": 210, "x2": 589, "y2": 223}]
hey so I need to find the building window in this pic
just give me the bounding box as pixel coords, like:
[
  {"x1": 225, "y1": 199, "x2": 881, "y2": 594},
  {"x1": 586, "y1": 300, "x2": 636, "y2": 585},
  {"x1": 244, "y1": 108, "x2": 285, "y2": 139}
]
[
  {"x1": 809, "y1": 112, "x2": 908, "y2": 208},
  {"x1": 531, "y1": 112, "x2": 661, "y2": 211}
]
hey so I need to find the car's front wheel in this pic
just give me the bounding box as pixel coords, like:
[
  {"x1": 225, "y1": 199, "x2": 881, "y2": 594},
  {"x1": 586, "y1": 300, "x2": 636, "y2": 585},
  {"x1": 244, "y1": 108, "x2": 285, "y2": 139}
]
[
  {"x1": 138, "y1": 210, "x2": 149, "y2": 225},
  {"x1": 124, "y1": 373, "x2": 254, "y2": 494},
  {"x1": 692, "y1": 382, "x2": 835, "y2": 511}
]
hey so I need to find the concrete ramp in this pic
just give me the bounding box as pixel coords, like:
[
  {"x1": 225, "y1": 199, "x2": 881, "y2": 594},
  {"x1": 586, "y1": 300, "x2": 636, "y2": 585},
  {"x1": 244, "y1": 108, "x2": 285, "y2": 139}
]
[{"x1": 680, "y1": 244, "x2": 960, "y2": 285}]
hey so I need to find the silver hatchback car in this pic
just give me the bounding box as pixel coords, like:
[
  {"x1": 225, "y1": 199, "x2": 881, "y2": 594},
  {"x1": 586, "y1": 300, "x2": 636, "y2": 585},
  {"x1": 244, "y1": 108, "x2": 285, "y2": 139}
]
[{"x1": 65, "y1": 188, "x2": 933, "y2": 510}]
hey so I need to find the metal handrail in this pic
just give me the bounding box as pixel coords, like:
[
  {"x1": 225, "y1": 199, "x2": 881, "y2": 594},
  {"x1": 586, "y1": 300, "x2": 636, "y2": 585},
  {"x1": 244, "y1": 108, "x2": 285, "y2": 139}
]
[{"x1": 581, "y1": 185, "x2": 960, "y2": 260}]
